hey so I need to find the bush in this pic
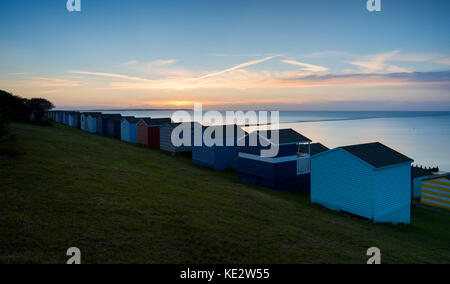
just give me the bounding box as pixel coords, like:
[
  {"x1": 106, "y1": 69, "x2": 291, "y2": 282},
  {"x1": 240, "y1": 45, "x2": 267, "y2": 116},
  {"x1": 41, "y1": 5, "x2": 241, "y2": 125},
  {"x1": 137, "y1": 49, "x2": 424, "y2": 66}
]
[{"x1": 0, "y1": 113, "x2": 9, "y2": 137}]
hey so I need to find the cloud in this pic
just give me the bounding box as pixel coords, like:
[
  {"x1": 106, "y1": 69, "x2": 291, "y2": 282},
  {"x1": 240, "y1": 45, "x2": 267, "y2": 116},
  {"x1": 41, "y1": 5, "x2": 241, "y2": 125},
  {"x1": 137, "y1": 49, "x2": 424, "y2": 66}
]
[
  {"x1": 281, "y1": 59, "x2": 328, "y2": 72},
  {"x1": 349, "y1": 50, "x2": 407, "y2": 73},
  {"x1": 69, "y1": 70, "x2": 152, "y2": 82},
  {"x1": 148, "y1": 59, "x2": 177, "y2": 66},
  {"x1": 192, "y1": 54, "x2": 282, "y2": 80},
  {"x1": 24, "y1": 76, "x2": 82, "y2": 88},
  {"x1": 122, "y1": 60, "x2": 139, "y2": 65}
]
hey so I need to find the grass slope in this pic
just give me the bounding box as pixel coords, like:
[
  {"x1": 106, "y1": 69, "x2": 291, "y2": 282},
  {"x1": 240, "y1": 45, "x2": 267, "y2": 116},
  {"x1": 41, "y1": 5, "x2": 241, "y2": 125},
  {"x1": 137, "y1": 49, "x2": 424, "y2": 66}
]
[{"x1": 0, "y1": 123, "x2": 449, "y2": 264}]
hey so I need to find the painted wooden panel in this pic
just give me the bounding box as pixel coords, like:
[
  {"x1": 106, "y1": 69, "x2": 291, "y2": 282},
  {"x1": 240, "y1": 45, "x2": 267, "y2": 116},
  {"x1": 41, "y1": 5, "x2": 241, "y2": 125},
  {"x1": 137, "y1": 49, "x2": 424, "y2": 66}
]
[
  {"x1": 421, "y1": 178, "x2": 450, "y2": 211},
  {"x1": 311, "y1": 148, "x2": 374, "y2": 220},
  {"x1": 373, "y1": 163, "x2": 411, "y2": 224}
]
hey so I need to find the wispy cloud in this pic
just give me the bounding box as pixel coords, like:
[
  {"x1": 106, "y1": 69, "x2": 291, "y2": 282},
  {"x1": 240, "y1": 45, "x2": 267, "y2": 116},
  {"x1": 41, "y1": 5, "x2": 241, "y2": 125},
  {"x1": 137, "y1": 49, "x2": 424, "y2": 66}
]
[
  {"x1": 24, "y1": 76, "x2": 82, "y2": 88},
  {"x1": 349, "y1": 50, "x2": 412, "y2": 73},
  {"x1": 148, "y1": 59, "x2": 177, "y2": 66},
  {"x1": 281, "y1": 59, "x2": 328, "y2": 72},
  {"x1": 122, "y1": 60, "x2": 139, "y2": 65},
  {"x1": 192, "y1": 54, "x2": 282, "y2": 80},
  {"x1": 69, "y1": 70, "x2": 152, "y2": 82}
]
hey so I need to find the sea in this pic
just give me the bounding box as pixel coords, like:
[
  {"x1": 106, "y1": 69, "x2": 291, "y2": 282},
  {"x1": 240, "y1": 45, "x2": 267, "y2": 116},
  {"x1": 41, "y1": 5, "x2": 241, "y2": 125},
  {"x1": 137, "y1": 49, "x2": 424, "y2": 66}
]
[{"x1": 91, "y1": 110, "x2": 450, "y2": 171}]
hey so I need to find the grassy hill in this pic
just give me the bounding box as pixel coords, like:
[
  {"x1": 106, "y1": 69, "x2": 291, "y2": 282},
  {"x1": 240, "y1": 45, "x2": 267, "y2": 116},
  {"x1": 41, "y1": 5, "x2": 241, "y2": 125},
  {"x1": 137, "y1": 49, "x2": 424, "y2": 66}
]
[{"x1": 0, "y1": 123, "x2": 449, "y2": 264}]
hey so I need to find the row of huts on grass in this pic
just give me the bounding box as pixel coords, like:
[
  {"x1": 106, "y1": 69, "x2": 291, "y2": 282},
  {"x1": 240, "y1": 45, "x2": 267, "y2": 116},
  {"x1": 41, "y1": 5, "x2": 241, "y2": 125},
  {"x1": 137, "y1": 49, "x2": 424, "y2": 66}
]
[{"x1": 48, "y1": 110, "x2": 449, "y2": 223}]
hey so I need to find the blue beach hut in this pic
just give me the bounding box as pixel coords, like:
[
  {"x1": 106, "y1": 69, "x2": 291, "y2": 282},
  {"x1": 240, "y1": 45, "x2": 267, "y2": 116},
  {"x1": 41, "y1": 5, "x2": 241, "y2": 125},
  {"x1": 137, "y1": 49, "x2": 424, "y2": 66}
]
[
  {"x1": 192, "y1": 125, "x2": 246, "y2": 171},
  {"x1": 121, "y1": 117, "x2": 140, "y2": 143},
  {"x1": 310, "y1": 142, "x2": 413, "y2": 224},
  {"x1": 87, "y1": 112, "x2": 101, "y2": 133},
  {"x1": 64, "y1": 112, "x2": 70, "y2": 125},
  {"x1": 236, "y1": 129, "x2": 314, "y2": 191},
  {"x1": 80, "y1": 113, "x2": 89, "y2": 131},
  {"x1": 68, "y1": 112, "x2": 75, "y2": 127}
]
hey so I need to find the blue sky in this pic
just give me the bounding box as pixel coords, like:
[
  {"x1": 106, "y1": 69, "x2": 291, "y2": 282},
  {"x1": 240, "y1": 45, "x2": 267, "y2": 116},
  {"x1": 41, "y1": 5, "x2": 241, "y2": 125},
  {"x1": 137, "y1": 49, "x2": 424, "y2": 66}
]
[{"x1": 1, "y1": 0, "x2": 449, "y2": 110}]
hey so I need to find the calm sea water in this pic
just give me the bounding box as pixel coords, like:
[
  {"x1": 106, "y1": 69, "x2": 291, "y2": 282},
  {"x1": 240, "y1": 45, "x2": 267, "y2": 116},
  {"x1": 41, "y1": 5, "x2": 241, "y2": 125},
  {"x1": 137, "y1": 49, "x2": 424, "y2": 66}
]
[{"x1": 94, "y1": 110, "x2": 450, "y2": 171}]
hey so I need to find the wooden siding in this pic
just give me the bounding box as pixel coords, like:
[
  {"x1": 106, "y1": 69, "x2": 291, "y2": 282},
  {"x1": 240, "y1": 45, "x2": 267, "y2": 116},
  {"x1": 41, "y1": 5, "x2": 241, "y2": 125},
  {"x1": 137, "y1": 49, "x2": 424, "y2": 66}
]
[
  {"x1": 159, "y1": 125, "x2": 192, "y2": 153},
  {"x1": 311, "y1": 148, "x2": 374, "y2": 220},
  {"x1": 373, "y1": 163, "x2": 411, "y2": 224}
]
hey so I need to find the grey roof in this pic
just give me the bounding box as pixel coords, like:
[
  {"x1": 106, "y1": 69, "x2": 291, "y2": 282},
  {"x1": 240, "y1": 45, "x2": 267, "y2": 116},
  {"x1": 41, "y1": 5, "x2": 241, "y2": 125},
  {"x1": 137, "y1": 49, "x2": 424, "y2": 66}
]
[
  {"x1": 252, "y1": 129, "x2": 312, "y2": 144},
  {"x1": 100, "y1": 114, "x2": 122, "y2": 120},
  {"x1": 424, "y1": 172, "x2": 450, "y2": 181},
  {"x1": 164, "y1": 122, "x2": 202, "y2": 129},
  {"x1": 341, "y1": 142, "x2": 413, "y2": 169},
  {"x1": 201, "y1": 124, "x2": 246, "y2": 138},
  {"x1": 141, "y1": 118, "x2": 172, "y2": 126},
  {"x1": 299, "y1": 143, "x2": 330, "y2": 155},
  {"x1": 86, "y1": 112, "x2": 102, "y2": 117},
  {"x1": 122, "y1": 116, "x2": 140, "y2": 123}
]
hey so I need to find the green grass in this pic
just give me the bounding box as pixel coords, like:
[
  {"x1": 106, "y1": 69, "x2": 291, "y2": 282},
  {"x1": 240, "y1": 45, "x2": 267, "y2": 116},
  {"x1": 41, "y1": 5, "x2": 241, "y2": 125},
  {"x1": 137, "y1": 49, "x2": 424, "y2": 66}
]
[{"x1": 0, "y1": 123, "x2": 449, "y2": 264}]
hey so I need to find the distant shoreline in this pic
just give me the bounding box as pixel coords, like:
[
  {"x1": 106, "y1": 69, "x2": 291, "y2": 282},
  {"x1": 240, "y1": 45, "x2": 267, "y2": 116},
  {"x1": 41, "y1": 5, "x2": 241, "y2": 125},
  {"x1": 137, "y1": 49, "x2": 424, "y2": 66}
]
[{"x1": 53, "y1": 109, "x2": 193, "y2": 112}]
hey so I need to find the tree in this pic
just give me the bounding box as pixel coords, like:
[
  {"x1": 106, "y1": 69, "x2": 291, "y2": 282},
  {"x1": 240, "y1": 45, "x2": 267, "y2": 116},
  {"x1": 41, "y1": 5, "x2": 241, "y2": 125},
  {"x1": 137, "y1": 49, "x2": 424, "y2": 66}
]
[
  {"x1": 0, "y1": 90, "x2": 30, "y2": 122},
  {"x1": 26, "y1": 98, "x2": 55, "y2": 122}
]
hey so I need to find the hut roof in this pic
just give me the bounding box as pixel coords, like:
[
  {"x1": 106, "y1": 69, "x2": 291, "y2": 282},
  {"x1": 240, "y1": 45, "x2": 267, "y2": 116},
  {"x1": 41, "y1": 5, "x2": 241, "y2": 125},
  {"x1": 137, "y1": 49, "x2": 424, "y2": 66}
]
[
  {"x1": 141, "y1": 118, "x2": 172, "y2": 126},
  {"x1": 251, "y1": 129, "x2": 312, "y2": 145},
  {"x1": 201, "y1": 124, "x2": 246, "y2": 139},
  {"x1": 101, "y1": 114, "x2": 122, "y2": 120},
  {"x1": 341, "y1": 142, "x2": 413, "y2": 169},
  {"x1": 123, "y1": 116, "x2": 140, "y2": 123},
  {"x1": 299, "y1": 143, "x2": 330, "y2": 155}
]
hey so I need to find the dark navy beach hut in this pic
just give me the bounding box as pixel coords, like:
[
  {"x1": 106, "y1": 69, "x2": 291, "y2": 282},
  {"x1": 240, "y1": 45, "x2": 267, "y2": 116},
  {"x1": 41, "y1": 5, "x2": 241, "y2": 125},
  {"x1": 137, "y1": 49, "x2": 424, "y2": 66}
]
[
  {"x1": 121, "y1": 117, "x2": 140, "y2": 143},
  {"x1": 411, "y1": 165, "x2": 439, "y2": 199},
  {"x1": 236, "y1": 129, "x2": 313, "y2": 191},
  {"x1": 310, "y1": 142, "x2": 413, "y2": 224},
  {"x1": 97, "y1": 114, "x2": 121, "y2": 136},
  {"x1": 159, "y1": 122, "x2": 201, "y2": 153},
  {"x1": 106, "y1": 114, "x2": 122, "y2": 138},
  {"x1": 192, "y1": 125, "x2": 245, "y2": 171},
  {"x1": 138, "y1": 118, "x2": 172, "y2": 148}
]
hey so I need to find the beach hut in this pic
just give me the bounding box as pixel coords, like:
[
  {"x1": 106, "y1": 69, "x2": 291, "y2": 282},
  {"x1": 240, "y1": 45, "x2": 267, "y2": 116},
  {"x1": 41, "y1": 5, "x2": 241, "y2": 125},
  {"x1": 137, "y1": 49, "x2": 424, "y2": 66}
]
[
  {"x1": 236, "y1": 129, "x2": 313, "y2": 191},
  {"x1": 106, "y1": 115, "x2": 122, "y2": 139},
  {"x1": 310, "y1": 142, "x2": 413, "y2": 224},
  {"x1": 64, "y1": 112, "x2": 70, "y2": 125},
  {"x1": 411, "y1": 166, "x2": 439, "y2": 199},
  {"x1": 96, "y1": 114, "x2": 120, "y2": 136},
  {"x1": 68, "y1": 112, "x2": 75, "y2": 127},
  {"x1": 298, "y1": 143, "x2": 329, "y2": 156},
  {"x1": 80, "y1": 113, "x2": 89, "y2": 131},
  {"x1": 159, "y1": 122, "x2": 201, "y2": 153},
  {"x1": 138, "y1": 118, "x2": 172, "y2": 148},
  {"x1": 192, "y1": 125, "x2": 246, "y2": 171},
  {"x1": 420, "y1": 173, "x2": 450, "y2": 211},
  {"x1": 121, "y1": 117, "x2": 140, "y2": 143},
  {"x1": 87, "y1": 112, "x2": 101, "y2": 134}
]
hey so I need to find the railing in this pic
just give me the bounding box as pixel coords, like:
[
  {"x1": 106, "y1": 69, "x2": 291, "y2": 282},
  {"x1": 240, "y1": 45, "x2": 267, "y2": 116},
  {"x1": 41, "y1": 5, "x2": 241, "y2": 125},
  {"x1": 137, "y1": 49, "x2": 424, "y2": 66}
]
[{"x1": 297, "y1": 154, "x2": 310, "y2": 175}]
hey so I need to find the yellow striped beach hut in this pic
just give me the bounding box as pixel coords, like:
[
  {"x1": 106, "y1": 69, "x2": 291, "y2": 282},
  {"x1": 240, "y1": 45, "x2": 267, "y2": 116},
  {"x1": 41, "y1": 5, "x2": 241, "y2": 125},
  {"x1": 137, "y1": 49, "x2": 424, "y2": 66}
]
[{"x1": 421, "y1": 173, "x2": 450, "y2": 211}]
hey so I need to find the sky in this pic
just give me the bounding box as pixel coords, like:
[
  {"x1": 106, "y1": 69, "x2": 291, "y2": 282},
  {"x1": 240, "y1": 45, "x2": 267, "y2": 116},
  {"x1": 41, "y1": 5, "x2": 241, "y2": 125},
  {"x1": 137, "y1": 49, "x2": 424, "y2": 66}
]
[{"x1": 0, "y1": 0, "x2": 449, "y2": 110}]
